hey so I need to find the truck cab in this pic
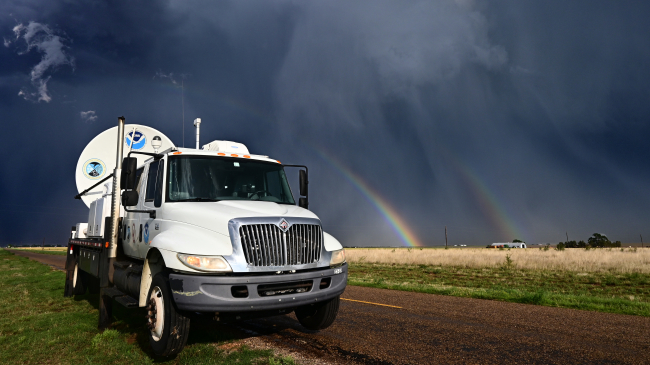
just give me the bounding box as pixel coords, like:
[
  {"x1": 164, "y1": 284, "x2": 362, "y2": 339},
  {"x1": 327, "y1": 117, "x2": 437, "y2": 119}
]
[{"x1": 122, "y1": 147, "x2": 347, "y2": 311}]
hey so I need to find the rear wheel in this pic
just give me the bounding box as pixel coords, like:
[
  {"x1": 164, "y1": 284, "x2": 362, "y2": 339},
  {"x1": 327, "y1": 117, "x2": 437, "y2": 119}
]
[
  {"x1": 146, "y1": 273, "x2": 190, "y2": 357},
  {"x1": 72, "y1": 263, "x2": 87, "y2": 295},
  {"x1": 295, "y1": 296, "x2": 340, "y2": 330}
]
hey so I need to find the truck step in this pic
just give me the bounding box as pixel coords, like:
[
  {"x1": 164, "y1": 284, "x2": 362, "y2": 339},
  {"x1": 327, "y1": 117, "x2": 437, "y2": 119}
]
[
  {"x1": 102, "y1": 287, "x2": 126, "y2": 298},
  {"x1": 115, "y1": 295, "x2": 139, "y2": 308}
]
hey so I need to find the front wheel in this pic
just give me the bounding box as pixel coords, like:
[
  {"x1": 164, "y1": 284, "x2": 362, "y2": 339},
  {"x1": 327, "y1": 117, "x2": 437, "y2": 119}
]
[
  {"x1": 146, "y1": 273, "x2": 190, "y2": 357},
  {"x1": 295, "y1": 296, "x2": 340, "y2": 330}
]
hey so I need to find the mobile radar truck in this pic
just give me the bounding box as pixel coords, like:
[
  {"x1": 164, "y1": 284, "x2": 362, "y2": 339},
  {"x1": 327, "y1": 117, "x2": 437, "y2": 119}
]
[{"x1": 65, "y1": 117, "x2": 347, "y2": 356}]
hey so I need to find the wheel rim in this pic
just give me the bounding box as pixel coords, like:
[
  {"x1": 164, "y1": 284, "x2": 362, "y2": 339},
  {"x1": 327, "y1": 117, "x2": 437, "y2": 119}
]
[{"x1": 147, "y1": 286, "x2": 165, "y2": 341}]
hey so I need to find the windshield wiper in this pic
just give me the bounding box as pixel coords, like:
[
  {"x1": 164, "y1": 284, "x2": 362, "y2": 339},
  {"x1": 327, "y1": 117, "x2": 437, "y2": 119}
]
[{"x1": 174, "y1": 197, "x2": 220, "y2": 202}]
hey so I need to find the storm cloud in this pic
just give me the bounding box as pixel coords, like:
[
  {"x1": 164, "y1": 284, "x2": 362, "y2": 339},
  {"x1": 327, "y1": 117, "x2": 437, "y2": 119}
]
[{"x1": 1, "y1": 0, "x2": 649, "y2": 247}]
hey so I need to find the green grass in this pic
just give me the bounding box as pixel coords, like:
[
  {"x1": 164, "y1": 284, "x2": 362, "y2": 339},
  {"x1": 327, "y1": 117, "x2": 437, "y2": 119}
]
[
  {"x1": 0, "y1": 249, "x2": 295, "y2": 364},
  {"x1": 347, "y1": 262, "x2": 650, "y2": 316}
]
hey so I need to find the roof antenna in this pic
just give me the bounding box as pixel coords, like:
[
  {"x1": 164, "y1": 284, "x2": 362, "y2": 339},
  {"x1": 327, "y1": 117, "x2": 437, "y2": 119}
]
[
  {"x1": 182, "y1": 78, "x2": 185, "y2": 147},
  {"x1": 193, "y1": 118, "x2": 201, "y2": 149}
]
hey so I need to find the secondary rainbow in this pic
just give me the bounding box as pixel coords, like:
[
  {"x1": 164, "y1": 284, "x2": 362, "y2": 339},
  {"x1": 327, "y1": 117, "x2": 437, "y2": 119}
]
[{"x1": 440, "y1": 147, "x2": 525, "y2": 241}]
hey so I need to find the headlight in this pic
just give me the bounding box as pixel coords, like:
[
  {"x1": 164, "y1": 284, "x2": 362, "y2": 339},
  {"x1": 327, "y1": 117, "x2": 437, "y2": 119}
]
[
  {"x1": 329, "y1": 249, "x2": 346, "y2": 266},
  {"x1": 177, "y1": 254, "x2": 232, "y2": 272}
]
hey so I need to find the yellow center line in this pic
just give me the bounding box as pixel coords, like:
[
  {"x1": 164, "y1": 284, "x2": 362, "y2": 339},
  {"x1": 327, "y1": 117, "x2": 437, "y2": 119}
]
[{"x1": 341, "y1": 298, "x2": 402, "y2": 309}]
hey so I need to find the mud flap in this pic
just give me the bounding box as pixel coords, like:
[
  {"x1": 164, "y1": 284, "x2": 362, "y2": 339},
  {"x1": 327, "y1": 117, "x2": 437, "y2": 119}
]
[{"x1": 98, "y1": 288, "x2": 113, "y2": 330}]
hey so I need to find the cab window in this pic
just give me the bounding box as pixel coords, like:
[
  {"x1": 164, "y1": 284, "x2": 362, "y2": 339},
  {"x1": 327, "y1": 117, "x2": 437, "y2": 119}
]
[
  {"x1": 145, "y1": 161, "x2": 164, "y2": 207},
  {"x1": 135, "y1": 167, "x2": 144, "y2": 194}
]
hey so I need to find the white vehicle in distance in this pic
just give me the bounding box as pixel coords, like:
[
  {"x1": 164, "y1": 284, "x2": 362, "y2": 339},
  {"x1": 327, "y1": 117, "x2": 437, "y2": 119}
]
[{"x1": 65, "y1": 118, "x2": 347, "y2": 357}]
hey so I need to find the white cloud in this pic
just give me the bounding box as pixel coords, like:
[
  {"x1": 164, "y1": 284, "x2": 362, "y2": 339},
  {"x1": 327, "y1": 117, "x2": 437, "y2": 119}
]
[
  {"x1": 80, "y1": 110, "x2": 98, "y2": 123},
  {"x1": 9, "y1": 21, "x2": 75, "y2": 103}
]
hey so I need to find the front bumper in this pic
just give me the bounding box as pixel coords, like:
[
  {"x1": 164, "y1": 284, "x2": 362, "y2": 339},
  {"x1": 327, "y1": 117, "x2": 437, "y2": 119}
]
[{"x1": 169, "y1": 263, "x2": 347, "y2": 312}]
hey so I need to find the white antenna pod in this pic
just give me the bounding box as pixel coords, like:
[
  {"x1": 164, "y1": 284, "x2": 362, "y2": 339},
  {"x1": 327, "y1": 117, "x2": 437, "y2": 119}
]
[
  {"x1": 193, "y1": 118, "x2": 201, "y2": 149},
  {"x1": 75, "y1": 124, "x2": 175, "y2": 207}
]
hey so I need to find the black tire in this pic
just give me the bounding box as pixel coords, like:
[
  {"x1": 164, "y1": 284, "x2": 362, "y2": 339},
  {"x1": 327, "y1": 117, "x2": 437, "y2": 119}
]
[
  {"x1": 72, "y1": 263, "x2": 87, "y2": 295},
  {"x1": 295, "y1": 295, "x2": 340, "y2": 330},
  {"x1": 146, "y1": 272, "x2": 190, "y2": 357}
]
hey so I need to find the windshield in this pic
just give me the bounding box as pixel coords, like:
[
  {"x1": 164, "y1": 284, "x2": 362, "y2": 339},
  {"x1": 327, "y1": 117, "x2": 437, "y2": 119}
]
[{"x1": 166, "y1": 155, "x2": 295, "y2": 204}]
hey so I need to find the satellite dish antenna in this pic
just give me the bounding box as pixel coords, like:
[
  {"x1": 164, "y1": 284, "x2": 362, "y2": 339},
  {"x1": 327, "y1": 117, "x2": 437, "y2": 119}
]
[
  {"x1": 151, "y1": 136, "x2": 162, "y2": 153},
  {"x1": 75, "y1": 124, "x2": 175, "y2": 208}
]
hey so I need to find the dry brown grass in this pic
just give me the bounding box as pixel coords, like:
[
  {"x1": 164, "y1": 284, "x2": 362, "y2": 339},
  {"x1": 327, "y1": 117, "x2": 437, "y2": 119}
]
[
  {"x1": 346, "y1": 247, "x2": 650, "y2": 273},
  {"x1": 13, "y1": 247, "x2": 67, "y2": 251}
]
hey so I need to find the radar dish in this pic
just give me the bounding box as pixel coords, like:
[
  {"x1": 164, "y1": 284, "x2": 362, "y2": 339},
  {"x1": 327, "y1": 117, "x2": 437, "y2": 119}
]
[{"x1": 75, "y1": 124, "x2": 175, "y2": 207}]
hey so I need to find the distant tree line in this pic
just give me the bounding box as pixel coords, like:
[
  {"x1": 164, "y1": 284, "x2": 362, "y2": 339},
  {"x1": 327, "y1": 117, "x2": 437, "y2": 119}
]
[
  {"x1": 557, "y1": 233, "x2": 621, "y2": 249},
  {"x1": 1, "y1": 244, "x2": 61, "y2": 248}
]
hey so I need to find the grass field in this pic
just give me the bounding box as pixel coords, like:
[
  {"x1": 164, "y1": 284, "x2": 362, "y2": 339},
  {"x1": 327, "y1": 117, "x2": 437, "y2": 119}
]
[
  {"x1": 0, "y1": 249, "x2": 295, "y2": 364},
  {"x1": 346, "y1": 248, "x2": 650, "y2": 316}
]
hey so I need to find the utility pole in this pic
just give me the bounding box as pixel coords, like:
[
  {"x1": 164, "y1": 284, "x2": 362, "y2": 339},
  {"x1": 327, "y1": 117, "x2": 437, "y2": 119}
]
[
  {"x1": 566, "y1": 232, "x2": 569, "y2": 242},
  {"x1": 42, "y1": 238, "x2": 44, "y2": 250},
  {"x1": 641, "y1": 234, "x2": 644, "y2": 248},
  {"x1": 445, "y1": 226, "x2": 448, "y2": 249}
]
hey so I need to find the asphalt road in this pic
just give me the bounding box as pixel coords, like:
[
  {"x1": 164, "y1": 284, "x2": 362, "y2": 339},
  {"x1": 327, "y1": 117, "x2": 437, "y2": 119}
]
[
  {"x1": 10, "y1": 250, "x2": 650, "y2": 364},
  {"x1": 242, "y1": 286, "x2": 650, "y2": 364}
]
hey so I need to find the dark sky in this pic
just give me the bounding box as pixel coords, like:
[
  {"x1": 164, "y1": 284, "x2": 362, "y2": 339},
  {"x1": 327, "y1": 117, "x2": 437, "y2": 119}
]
[{"x1": 1, "y1": 0, "x2": 649, "y2": 247}]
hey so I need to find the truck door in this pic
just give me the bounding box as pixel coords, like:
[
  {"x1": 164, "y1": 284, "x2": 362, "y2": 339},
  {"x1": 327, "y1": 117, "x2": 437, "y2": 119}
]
[{"x1": 139, "y1": 159, "x2": 164, "y2": 257}]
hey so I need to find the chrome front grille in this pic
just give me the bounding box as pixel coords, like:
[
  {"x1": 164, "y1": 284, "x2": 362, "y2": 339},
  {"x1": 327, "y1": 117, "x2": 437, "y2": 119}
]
[{"x1": 239, "y1": 224, "x2": 322, "y2": 267}]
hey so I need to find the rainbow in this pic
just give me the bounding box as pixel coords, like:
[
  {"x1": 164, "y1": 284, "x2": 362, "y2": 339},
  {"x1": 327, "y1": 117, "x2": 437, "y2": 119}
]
[
  {"x1": 441, "y1": 148, "x2": 525, "y2": 242},
  {"x1": 314, "y1": 148, "x2": 425, "y2": 247}
]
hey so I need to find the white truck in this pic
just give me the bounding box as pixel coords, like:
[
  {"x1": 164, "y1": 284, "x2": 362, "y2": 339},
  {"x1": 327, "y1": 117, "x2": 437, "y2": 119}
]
[{"x1": 65, "y1": 117, "x2": 347, "y2": 356}]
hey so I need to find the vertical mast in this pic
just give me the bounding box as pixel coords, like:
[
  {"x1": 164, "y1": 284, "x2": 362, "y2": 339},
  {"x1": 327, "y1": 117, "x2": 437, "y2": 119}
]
[{"x1": 109, "y1": 116, "x2": 125, "y2": 259}]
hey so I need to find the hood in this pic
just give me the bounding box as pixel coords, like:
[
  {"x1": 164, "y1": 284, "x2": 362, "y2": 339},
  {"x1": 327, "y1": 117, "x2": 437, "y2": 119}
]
[{"x1": 162, "y1": 200, "x2": 319, "y2": 236}]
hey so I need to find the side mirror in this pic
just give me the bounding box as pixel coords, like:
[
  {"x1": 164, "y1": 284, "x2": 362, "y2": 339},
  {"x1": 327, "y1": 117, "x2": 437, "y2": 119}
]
[
  {"x1": 121, "y1": 191, "x2": 139, "y2": 206},
  {"x1": 281, "y1": 164, "x2": 309, "y2": 210},
  {"x1": 299, "y1": 197, "x2": 309, "y2": 209},
  {"x1": 299, "y1": 169, "x2": 308, "y2": 196},
  {"x1": 121, "y1": 157, "x2": 138, "y2": 190}
]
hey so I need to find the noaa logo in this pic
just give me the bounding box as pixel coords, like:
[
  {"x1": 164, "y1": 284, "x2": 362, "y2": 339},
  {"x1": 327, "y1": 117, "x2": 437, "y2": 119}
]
[
  {"x1": 144, "y1": 223, "x2": 150, "y2": 244},
  {"x1": 125, "y1": 130, "x2": 147, "y2": 150},
  {"x1": 82, "y1": 158, "x2": 106, "y2": 180},
  {"x1": 278, "y1": 219, "x2": 289, "y2": 232}
]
